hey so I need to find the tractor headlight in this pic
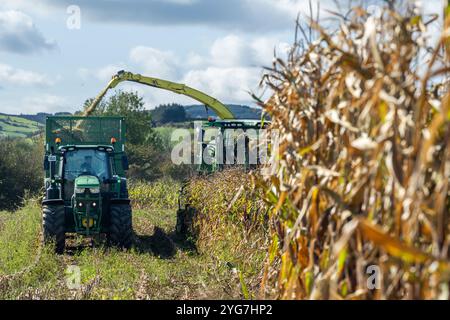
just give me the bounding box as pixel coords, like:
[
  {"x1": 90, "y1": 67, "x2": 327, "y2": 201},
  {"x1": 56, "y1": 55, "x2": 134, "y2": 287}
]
[
  {"x1": 75, "y1": 187, "x2": 100, "y2": 194},
  {"x1": 74, "y1": 187, "x2": 85, "y2": 194},
  {"x1": 89, "y1": 187, "x2": 100, "y2": 194}
]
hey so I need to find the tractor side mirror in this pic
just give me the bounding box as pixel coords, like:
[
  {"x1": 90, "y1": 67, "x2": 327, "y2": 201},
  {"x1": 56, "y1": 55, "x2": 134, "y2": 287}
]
[
  {"x1": 121, "y1": 155, "x2": 129, "y2": 170},
  {"x1": 43, "y1": 156, "x2": 49, "y2": 170}
]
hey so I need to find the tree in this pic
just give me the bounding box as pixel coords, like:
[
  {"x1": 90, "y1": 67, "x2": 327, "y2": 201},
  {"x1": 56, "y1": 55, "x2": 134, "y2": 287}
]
[
  {"x1": 0, "y1": 138, "x2": 43, "y2": 210},
  {"x1": 82, "y1": 90, "x2": 157, "y2": 146},
  {"x1": 81, "y1": 91, "x2": 175, "y2": 181},
  {"x1": 151, "y1": 103, "x2": 187, "y2": 124}
]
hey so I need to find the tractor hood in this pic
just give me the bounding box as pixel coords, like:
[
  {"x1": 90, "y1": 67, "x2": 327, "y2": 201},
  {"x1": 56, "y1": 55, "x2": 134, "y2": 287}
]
[{"x1": 74, "y1": 175, "x2": 100, "y2": 189}]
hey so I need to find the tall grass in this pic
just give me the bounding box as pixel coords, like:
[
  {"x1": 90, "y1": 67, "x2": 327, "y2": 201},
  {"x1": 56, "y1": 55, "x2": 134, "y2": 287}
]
[
  {"x1": 129, "y1": 178, "x2": 180, "y2": 210},
  {"x1": 183, "y1": 169, "x2": 268, "y2": 298},
  {"x1": 256, "y1": 3, "x2": 450, "y2": 299},
  {"x1": 0, "y1": 195, "x2": 254, "y2": 299}
]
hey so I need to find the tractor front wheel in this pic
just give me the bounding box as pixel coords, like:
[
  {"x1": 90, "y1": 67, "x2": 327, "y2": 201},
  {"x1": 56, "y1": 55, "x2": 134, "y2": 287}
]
[
  {"x1": 108, "y1": 204, "x2": 133, "y2": 249},
  {"x1": 42, "y1": 204, "x2": 66, "y2": 254}
]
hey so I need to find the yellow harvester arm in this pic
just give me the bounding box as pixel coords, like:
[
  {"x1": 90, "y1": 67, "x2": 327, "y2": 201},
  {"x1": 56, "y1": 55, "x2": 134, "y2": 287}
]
[{"x1": 84, "y1": 70, "x2": 235, "y2": 119}]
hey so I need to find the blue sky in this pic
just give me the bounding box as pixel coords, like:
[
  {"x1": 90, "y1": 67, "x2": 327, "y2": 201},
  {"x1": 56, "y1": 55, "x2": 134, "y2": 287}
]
[{"x1": 0, "y1": 0, "x2": 444, "y2": 114}]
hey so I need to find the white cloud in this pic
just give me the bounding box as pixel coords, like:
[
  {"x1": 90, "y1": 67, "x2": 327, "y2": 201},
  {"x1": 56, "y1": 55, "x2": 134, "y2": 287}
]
[
  {"x1": 179, "y1": 34, "x2": 289, "y2": 104},
  {"x1": 209, "y1": 34, "x2": 290, "y2": 68},
  {"x1": 96, "y1": 64, "x2": 127, "y2": 82},
  {"x1": 7, "y1": 0, "x2": 313, "y2": 32},
  {"x1": 0, "y1": 63, "x2": 54, "y2": 86},
  {"x1": 79, "y1": 46, "x2": 181, "y2": 85},
  {"x1": 0, "y1": 0, "x2": 49, "y2": 13},
  {"x1": 183, "y1": 67, "x2": 262, "y2": 103},
  {"x1": 78, "y1": 64, "x2": 128, "y2": 82},
  {"x1": 0, "y1": 94, "x2": 68, "y2": 114},
  {"x1": 129, "y1": 46, "x2": 179, "y2": 79},
  {"x1": 186, "y1": 52, "x2": 205, "y2": 68},
  {"x1": 251, "y1": 37, "x2": 291, "y2": 66},
  {"x1": 0, "y1": 10, "x2": 56, "y2": 54},
  {"x1": 99, "y1": 66, "x2": 120, "y2": 81},
  {"x1": 210, "y1": 35, "x2": 252, "y2": 67},
  {"x1": 22, "y1": 94, "x2": 67, "y2": 113},
  {"x1": 78, "y1": 34, "x2": 289, "y2": 107}
]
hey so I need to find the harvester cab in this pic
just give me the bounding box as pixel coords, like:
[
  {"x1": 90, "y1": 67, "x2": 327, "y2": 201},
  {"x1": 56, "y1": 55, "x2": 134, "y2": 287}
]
[
  {"x1": 194, "y1": 118, "x2": 271, "y2": 173},
  {"x1": 42, "y1": 116, "x2": 133, "y2": 253},
  {"x1": 176, "y1": 117, "x2": 271, "y2": 234}
]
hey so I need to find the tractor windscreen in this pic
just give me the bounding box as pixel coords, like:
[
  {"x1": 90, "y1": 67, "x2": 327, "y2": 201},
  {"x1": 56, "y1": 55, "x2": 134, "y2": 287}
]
[{"x1": 63, "y1": 149, "x2": 112, "y2": 182}]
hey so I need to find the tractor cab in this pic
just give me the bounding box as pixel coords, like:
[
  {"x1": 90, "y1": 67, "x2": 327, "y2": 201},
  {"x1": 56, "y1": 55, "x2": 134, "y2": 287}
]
[
  {"x1": 59, "y1": 146, "x2": 118, "y2": 234},
  {"x1": 195, "y1": 118, "x2": 271, "y2": 173},
  {"x1": 60, "y1": 146, "x2": 113, "y2": 199}
]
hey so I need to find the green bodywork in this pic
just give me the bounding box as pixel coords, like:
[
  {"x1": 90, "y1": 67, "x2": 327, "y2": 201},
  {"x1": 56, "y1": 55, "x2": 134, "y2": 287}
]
[
  {"x1": 75, "y1": 175, "x2": 101, "y2": 189},
  {"x1": 43, "y1": 116, "x2": 129, "y2": 235},
  {"x1": 73, "y1": 176, "x2": 102, "y2": 234},
  {"x1": 195, "y1": 119, "x2": 270, "y2": 173}
]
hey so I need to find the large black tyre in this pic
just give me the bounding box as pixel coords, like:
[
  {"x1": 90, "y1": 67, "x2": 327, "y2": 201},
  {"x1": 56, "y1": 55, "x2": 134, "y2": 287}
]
[
  {"x1": 120, "y1": 179, "x2": 129, "y2": 199},
  {"x1": 108, "y1": 204, "x2": 133, "y2": 249},
  {"x1": 176, "y1": 209, "x2": 187, "y2": 235},
  {"x1": 42, "y1": 205, "x2": 66, "y2": 254},
  {"x1": 176, "y1": 206, "x2": 195, "y2": 236}
]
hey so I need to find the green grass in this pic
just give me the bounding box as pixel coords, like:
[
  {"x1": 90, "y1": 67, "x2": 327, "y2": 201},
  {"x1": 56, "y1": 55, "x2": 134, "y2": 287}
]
[
  {"x1": 0, "y1": 200, "x2": 254, "y2": 299},
  {"x1": 0, "y1": 115, "x2": 42, "y2": 139},
  {"x1": 154, "y1": 126, "x2": 194, "y2": 149},
  {"x1": 129, "y1": 179, "x2": 180, "y2": 210}
]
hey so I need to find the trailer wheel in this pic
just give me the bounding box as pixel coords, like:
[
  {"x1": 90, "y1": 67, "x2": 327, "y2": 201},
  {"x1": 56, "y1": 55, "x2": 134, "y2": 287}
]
[
  {"x1": 176, "y1": 208, "x2": 188, "y2": 235},
  {"x1": 42, "y1": 205, "x2": 66, "y2": 254},
  {"x1": 108, "y1": 204, "x2": 133, "y2": 249},
  {"x1": 176, "y1": 206, "x2": 196, "y2": 236}
]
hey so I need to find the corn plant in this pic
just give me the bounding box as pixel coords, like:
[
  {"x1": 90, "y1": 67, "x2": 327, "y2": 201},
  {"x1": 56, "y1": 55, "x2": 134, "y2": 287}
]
[{"x1": 257, "y1": 3, "x2": 450, "y2": 299}]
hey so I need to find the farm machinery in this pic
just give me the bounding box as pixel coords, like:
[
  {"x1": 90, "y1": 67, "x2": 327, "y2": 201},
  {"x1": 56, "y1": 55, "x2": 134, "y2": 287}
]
[
  {"x1": 42, "y1": 70, "x2": 269, "y2": 252},
  {"x1": 86, "y1": 70, "x2": 269, "y2": 174},
  {"x1": 83, "y1": 70, "x2": 270, "y2": 235},
  {"x1": 42, "y1": 116, "x2": 132, "y2": 253}
]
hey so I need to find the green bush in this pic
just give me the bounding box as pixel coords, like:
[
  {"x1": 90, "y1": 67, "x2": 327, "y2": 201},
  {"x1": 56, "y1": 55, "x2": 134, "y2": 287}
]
[{"x1": 0, "y1": 137, "x2": 44, "y2": 210}]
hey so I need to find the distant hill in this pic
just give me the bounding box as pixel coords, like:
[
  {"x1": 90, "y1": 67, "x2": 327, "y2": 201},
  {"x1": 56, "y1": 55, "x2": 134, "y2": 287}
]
[
  {"x1": 1, "y1": 104, "x2": 263, "y2": 138},
  {"x1": 16, "y1": 112, "x2": 72, "y2": 124},
  {"x1": 185, "y1": 104, "x2": 263, "y2": 119},
  {"x1": 0, "y1": 114, "x2": 43, "y2": 138}
]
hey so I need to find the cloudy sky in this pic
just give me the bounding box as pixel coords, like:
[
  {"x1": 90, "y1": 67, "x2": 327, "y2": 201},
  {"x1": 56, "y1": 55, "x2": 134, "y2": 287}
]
[{"x1": 0, "y1": 0, "x2": 444, "y2": 114}]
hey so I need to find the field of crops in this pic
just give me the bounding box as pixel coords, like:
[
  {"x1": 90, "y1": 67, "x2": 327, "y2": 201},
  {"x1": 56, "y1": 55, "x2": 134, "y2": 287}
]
[
  {"x1": 0, "y1": 180, "x2": 253, "y2": 299},
  {"x1": 254, "y1": 5, "x2": 450, "y2": 299},
  {"x1": 0, "y1": 114, "x2": 42, "y2": 139},
  {"x1": 0, "y1": 1, "x2": 448, "y2": 302}
]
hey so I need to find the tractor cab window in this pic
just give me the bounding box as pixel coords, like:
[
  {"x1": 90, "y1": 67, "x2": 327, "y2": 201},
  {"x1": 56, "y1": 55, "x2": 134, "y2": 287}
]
[{"x1": 63, "y1": 149, "x2": 112, "y2": 182}]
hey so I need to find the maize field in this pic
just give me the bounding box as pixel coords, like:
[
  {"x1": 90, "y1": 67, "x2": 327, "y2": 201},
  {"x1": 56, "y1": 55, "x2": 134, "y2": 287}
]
[{"x1": 254, "y1": 3, "x2": 450, "y2": 299}]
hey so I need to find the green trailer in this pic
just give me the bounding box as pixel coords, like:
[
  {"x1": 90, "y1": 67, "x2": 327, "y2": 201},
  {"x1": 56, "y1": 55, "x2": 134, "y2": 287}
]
[{"x1": 42, "y1": 116, "x2": 132, "y2": 253}]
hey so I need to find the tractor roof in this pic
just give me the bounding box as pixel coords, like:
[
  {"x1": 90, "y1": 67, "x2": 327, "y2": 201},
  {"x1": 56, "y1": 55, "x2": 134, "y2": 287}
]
[{"x1": 201, "y1": 118, "x2": 270, "y2": 129}]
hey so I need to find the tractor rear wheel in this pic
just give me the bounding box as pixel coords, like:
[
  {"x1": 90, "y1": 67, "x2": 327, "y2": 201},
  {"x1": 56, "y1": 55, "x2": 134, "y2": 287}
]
[
  {"x1": 42, "y1": 205, "x2": 66, "y2": 254},
  {"x1": 108, "y1": 204, "x2": 133, "y2": 249}
]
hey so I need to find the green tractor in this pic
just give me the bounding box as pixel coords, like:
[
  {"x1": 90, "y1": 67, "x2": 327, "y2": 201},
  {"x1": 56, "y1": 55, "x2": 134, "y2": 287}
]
[
  {"x1": 42, "y1": 116, "x2": 132, "y2": 253},
  {"x1": 194, "y1": 118, "x2": 271, "y2": 173},
  {"x1": 175, "y1": 118, "x2": 270, "y2": 234}
]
